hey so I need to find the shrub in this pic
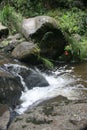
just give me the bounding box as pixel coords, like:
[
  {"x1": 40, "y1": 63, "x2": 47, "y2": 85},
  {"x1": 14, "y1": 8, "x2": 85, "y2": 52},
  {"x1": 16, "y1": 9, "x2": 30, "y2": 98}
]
[
  {"x1": 47, "y1": 8, "x2": 87, "y2": 61},
  {"x1": 0, "y1": 5, "x2": 23, "y2": 34}
]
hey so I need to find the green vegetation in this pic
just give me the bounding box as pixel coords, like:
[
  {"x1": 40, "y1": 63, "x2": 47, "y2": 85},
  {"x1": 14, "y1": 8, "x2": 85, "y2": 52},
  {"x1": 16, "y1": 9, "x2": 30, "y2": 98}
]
[
  {"x1": 0, "y1": 0, "x2": 87, "y2": 62},
  {"x1": 47, "y1": 8, "x2": 87, "y2": 61},
  {"x1": 26, "y1": 117, "x2": 52, "y2": 124},
  {"x1": 40, "y1": 57, "x2": 54, "y2": 69},
  {"x1": 0, "y1": 5, "x2": 23, "y2": 34}
]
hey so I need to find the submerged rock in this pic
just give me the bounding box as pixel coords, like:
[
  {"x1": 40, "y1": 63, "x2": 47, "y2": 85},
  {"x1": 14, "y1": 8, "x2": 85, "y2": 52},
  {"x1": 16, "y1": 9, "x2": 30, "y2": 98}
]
[{"x1": 0, "y1": 67, "x2": 22, "y2": 107}]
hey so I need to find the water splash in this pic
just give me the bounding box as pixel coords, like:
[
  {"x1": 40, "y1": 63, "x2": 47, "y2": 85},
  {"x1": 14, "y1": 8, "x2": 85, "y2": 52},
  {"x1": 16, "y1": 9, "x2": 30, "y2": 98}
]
[
  {"x1": 3, "y1": 64, "x2": 86, "y2": 114},
  {"x1": 4, "y1": 63, "x2": 29, "y2": 91}
]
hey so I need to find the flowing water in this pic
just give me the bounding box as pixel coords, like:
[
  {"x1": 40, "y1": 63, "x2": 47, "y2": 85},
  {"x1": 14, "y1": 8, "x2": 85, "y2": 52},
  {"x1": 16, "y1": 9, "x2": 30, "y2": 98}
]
[{"x1": 3, "y1": 62, "x2": 87, "y2": 114}]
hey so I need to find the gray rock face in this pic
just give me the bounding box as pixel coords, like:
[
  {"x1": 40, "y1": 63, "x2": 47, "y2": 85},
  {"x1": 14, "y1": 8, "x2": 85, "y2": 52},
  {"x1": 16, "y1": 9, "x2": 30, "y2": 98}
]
[
  {"x1": 12, "y1": 42, "x2": 39, "y2": 61},
  {"x1": 0, "y1": 104, "x2": 10, "y2": 130},
  {"x1": 8, "y1": 96, "x2": 87, "y2": 130},
  {"x1": 22, "y1": 16, "x2": 58, "y2": 40},
  {"x1": 0, "y1": 67, "x2": 22, "y2": 107},
  {"x1": 0, "y1": 23, "x2": 9, "y2": 38}
]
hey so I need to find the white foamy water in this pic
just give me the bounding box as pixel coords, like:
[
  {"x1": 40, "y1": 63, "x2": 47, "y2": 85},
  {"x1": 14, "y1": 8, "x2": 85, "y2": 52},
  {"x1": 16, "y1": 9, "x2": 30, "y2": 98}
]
[
  {"x1": 3, "y1": 64, "x2": 85, "y2": 114},
  {"x1": 15, "y1": 67, "x2": 83, "y2": 114}
]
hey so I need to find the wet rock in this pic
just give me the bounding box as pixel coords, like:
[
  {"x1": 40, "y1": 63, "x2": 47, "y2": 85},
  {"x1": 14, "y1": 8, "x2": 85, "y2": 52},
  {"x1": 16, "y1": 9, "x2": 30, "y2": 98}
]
[
  {"x1": 20, "y1": 69, "x2": 49, "y2": 89},
  {"x1": 0, "y1": 104, "x2": 10, "y2": 130},
  {"x1": 0, "y1": 67, "x2": 22, "y2": 107},
  {"x1": 1, "y1": 34, "x2": 25, "y2": 53},
  {"x1": 12, "y1": 41, "x2": 39, "y2": 62},
  {"x1": 0, "y1": 23, "x2": 9, "y2": 38},
  {"x1": 8, "y1": 96, "x2": 87, "y2": 130}
]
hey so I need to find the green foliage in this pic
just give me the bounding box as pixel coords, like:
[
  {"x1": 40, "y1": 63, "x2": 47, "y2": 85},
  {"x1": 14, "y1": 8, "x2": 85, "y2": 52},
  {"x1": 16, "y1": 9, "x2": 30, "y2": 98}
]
[
  {"x1": 79, "y1": 37, "x2": 87, "y2": 60},
  {"x1": 0, "y1": 5, "x2": 11, "y2": 26},
  {"x1": 57, "y1": 8, "x2": 87, "y2": 35},
  {"x1": 9, "y1": 0, "x2": 45, "y2": 17},
  {"x1": 41, "y1": 57, "x2": 54, "y2": 69},
  {"x1": 47, "y1": 8, "x2": 87, "y2": 35},
  {"x1": 38, "y1": 55, "x2": 54, "y2": 69},
  {"x1": 47, "y1": 8, "x2": 87, "y2": 61},
  {"x1": 0, "y1": 5, "x2": 23, "y2": 34}
]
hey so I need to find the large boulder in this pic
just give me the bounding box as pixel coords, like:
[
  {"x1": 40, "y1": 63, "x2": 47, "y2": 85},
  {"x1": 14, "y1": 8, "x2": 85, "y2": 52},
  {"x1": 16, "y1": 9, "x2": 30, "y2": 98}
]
[
  {"x1": 12, "y1": 41, "x2": 39, "y2": 62},
  {"x1": 0, "y1": 67, "x2": 22, "y2": 107},
  {"x1": 8, "y1": 97, "x2": 87, "y2": 130},
  {"x1": 0, "y1": 23, "x2": 9, "y2": 38},
  {"x1": 22, "y1": 16, "x2": 58, "y2": 40},
  {"x1": 22, "y1": 16, "x2": 66, "y2": 59}
]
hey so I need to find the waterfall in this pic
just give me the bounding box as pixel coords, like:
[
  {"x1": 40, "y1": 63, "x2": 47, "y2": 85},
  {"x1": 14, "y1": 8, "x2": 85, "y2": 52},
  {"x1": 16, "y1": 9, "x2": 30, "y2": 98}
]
[
  {"x1": 3, "y1": 63, "x2": 85, "y2": 114},
  {"x1": 4, "y1": 63, "x2": 29, "y2": 91}
]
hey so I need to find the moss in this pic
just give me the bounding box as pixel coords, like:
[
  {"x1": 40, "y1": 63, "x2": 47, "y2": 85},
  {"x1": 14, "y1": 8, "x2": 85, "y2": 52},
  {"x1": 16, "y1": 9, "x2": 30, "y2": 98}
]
[
  {"x1": 26, "y1": 117, "x2": 52, "y2": 124},
  {"x1": 1, "y1": 40, "x2": 9, "y2": 47},
  {"x1": 42, "y1": 106, "x2": 54, "y2": 116},
  {"x1": 14, "y1": 117, "x2": 23, "y2": 122},
  {"x1": 22, "y1": 125, "x2": 27, "y2": 128}
]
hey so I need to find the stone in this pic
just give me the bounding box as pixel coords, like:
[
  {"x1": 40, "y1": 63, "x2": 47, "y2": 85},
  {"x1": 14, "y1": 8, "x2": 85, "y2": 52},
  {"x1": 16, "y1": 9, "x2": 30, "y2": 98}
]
[
  {"x1": 12, "y1": 41, "x2": 39, "y2": 61},
  {"x1": 8, "y1": 99, "x2": 87, "y2": 130},
  {"x1": 0, "y1": 104, "x2": 10, "y2": 130},
  {"x1": 0, "y1": 67, "x2": 22, "y2": 107},
  {"x1": 0, "y1": 23, "x2": 9, "y2": 38},
  {"x1": 19, "y1": 69, "x2": 49, "y2": 89},
  {"x1": 3, "y1": 34, "x2": 25, "y2": 53}
]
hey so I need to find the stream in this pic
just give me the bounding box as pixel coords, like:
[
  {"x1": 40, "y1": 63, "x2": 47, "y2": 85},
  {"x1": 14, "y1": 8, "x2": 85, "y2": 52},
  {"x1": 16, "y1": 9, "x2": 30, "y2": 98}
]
[{"x1": 3, "y1": 62, "x2": 87, "y2": 115}]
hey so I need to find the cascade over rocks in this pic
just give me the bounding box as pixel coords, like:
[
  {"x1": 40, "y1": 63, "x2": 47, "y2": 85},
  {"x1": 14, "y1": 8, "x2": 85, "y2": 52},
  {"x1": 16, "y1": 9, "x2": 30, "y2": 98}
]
[
  {"x1": 19, "y1": 69, "x2": 49, "y2": 89},
  {"x1": 0, "y1": 67, "x2": 22, "y2": 107}
]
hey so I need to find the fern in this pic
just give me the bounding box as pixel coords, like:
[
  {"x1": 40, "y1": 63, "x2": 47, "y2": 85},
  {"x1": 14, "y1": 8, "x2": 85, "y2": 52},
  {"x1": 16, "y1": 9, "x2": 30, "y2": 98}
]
[{"x1": 41, "y1": 57, "x2": 54, "y2": 69}]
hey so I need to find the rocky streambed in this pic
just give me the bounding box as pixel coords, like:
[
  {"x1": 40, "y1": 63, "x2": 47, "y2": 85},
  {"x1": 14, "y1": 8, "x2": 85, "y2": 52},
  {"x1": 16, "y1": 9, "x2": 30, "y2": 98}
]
[{"x1": 8, "y1": 96, "x2": 87, "y2": 130}]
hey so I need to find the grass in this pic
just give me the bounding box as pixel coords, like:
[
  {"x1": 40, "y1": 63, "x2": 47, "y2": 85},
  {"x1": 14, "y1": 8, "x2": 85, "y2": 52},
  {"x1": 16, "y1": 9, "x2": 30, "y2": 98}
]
[{"x1": 0, "y1": 5, "x2": 23, "y2": 34}]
